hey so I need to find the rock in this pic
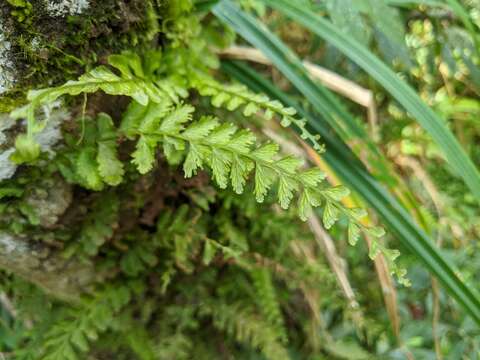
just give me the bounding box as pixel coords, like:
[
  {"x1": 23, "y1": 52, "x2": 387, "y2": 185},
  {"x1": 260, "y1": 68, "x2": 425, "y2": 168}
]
[
  {"x1": 0, "y1": 108, "x2": 68, "y2": 181},
  {"x1": 25, "y1": 176, "x2": 73, "y2": 228},
  {"x1": 0, "y1": 18, "x2": 16, "y2": 95}
]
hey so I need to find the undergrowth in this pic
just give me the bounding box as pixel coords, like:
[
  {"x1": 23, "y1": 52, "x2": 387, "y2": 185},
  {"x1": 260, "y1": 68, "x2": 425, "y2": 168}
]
[{"x1": 0, "y1": 0, "x2": 417, "y2": 359}]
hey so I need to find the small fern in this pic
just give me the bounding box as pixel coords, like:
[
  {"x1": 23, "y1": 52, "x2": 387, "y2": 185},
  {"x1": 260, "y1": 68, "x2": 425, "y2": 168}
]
[
  {"x1": 251, "y1": 268, "x2": 288, "y2": 344},
  {"x1": 39, "y1": 285, "x2": 131, "y2": 360},
  {"x1": 205, "y1": 301, "x2": 290, "y2": 360}
]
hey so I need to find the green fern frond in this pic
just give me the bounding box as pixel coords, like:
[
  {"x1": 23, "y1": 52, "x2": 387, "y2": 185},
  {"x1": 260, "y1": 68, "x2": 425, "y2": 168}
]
[
  {"x1": 251, "y1": 268, "x2": 288, "y2": 343},
  {"x1": 121, "y1": 241, "x2": 159, "y2": 277},
  {"x1": 9, "y1": 52, "x2": 187, "y2": 164},
  {"x1": 96, "y1": 114, "x2": 125, "y2": 186},
  {"x1": 203, "y1": 238, "x2": 244, "y2": 265},
  {"x1": 58, "y1": 113, "x2": 124, "y2": 191},
  {"x1": 192, "y1": 75, "x2": 325, "y2": 152},
  {"x1": 62, "y1": 192, "x2": 119, "y2": 259},
  {"x1": 207, "y1": 302, "x2": 290, "y2": 360},
  {"x1": 122, "y1": 101, "x2": 334, "y2": 220},
  {"x1": 40, "y1": 286, "x2": 131, "y2": 360}
]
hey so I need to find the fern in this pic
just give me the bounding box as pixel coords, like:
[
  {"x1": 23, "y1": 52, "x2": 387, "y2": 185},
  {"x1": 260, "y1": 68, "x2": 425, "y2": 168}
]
[
  {"x1": 203, "y1": 238, "x2": 244, "y2": 265},
  {"x1": 192, "y1": 75, "x2": 325, "y2": 152},
  {"x1": 38, "y1": 286, "x2": 131, "y2": 360},
  {"x1": 96, "y1": 114, "x2": 125, "y2": 186},
  {"x1": 9, "y1": 52, "x2": 187, "y2": 164},
  {"x1": 62, "y1": 192, "x2": 120, "y2": 259},
  {"x1": 121, "y1": 239, "x2": 159, "y2": 277},
  {"x1": 205, "y1": 301, "x2": 290, "y2": 360},
  {"x1": 57, "y1": 113, "x2": 124, "y2": 191},
  {"x1": 120, "y1": 99, "x2": 399, "y2": 281},
  {"x1": 251, "y1": 268, "x2": 288, "y2": 343},
  {"x1": 122, "y1": 100, "x2": 344, "y2": 221}
]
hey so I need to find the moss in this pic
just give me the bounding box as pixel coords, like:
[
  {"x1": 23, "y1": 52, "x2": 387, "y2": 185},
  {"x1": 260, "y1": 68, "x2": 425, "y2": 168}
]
[
  {"x1": 0, "y1": 0, "x2": 167, "y2": 112},
  {"x1": 0, "y1": 93, "x2": 24, "y2": 113}
]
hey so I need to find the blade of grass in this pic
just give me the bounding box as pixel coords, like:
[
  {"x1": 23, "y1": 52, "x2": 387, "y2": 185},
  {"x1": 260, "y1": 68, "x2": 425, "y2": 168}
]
[
  {"x1": 258, "y1": 0, "x2": 480, "y2": 203},
  {"x1": 219, "y1": 58, "x2": 480, "y2": 325}
]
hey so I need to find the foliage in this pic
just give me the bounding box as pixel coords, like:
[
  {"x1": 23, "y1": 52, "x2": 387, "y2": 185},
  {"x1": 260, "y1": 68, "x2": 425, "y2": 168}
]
[
  {"x1": 8, "y1": 47, "x2": 378, "y2": 239},
  {"x1": 1, "y1": 0, "x2": 480, "y2": 359}
]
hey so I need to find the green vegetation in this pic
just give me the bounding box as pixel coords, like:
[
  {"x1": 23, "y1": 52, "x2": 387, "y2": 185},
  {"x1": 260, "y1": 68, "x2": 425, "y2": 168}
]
[{"x1": 1, "y1": 0, "x2": 480, "y2": 358}]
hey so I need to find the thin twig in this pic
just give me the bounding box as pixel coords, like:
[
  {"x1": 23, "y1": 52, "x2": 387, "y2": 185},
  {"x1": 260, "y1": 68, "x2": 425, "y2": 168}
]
[
  {"x1": 0, "y1": 292, "x2": 17, "y2": 318},
  {"x1": 307, "y1": 216, "x2": 363, "y2": 324}
]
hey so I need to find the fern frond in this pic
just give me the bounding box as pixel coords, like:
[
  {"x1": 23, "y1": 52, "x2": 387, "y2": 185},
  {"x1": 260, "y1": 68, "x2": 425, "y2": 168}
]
[
  {"x1": 203, "y1": 238, "x2": 244, "y2": 265},
  {"x1": 192, "y1": 75, "x2": 325, "y2": 152},
  {"x1": 40, "y1": 286, "x2": 131, "y2": 360},
  {"x1": 9, "y1": 52, "x2": 186, "y2": 164},
  {"x1": 122, "y1": 102, "x2": 400, "y2": 281},
  {"x1": 96, "y1": 114, "x2": 124, "y2": 186},
  {"x1": 122, "y1": 101, "x2": 331, "y2": 220},
  {"x1": 207, "y1": 302, "x2": 290, "y2": 360},
  {"x1": 121, "y1": 240, "x2": 159, "y2": 277},
  {"x1": 58, "y1": 113, "x2": 124, "y2": 190},
  {"x1": 251, "y1": 268, "x2": 288, "y2": 343},
  {"x1": 62, "y1": 192, "x2": 119, "y2": 259}
]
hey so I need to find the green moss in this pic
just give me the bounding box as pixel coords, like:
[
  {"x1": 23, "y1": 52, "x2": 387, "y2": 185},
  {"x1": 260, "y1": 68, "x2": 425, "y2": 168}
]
[{"x1": 0, "y1": 92, "x2": 25, "y2": 113}]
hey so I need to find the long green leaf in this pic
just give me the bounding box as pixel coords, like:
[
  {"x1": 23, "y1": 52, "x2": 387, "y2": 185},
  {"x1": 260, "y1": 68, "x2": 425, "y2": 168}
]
[
  {"x1": 259, "y1": 0, "x2": 480, "y2": 203},
  {"x1": 213, "y1": 0, "x2": 480, "y2": 325}
]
